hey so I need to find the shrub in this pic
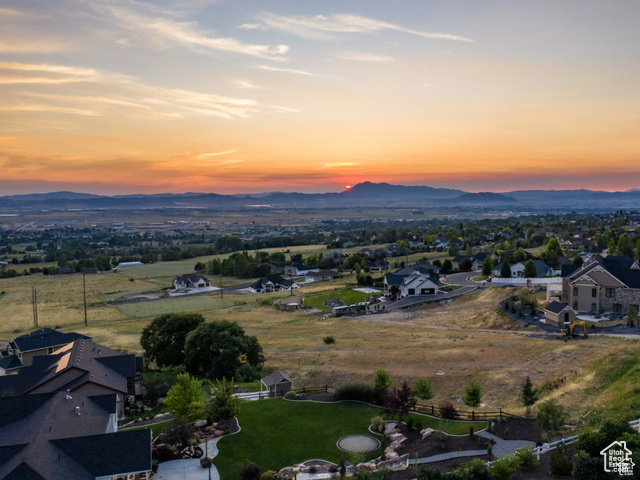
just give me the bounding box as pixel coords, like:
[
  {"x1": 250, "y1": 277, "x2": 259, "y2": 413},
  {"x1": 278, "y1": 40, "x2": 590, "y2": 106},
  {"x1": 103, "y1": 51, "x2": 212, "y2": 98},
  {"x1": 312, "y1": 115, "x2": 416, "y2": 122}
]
[
  {"x1": 514, "y1": 447, "x2": 537, "y2": 471},
  {"x1": 371, "y1": 416, "x2": 385, "y2": 433},
  {"x1": 549, "y1": 443, "x2": 572, "y2": 476},
  {"x1": 438, "y1": 401, "x2": 458, "y2": 420},
  {"x1": 163, "y1": 418, "x2": 195, "y2": 450},
  {"x1": 504, "y1": 427, "x2": 510, "y2": 439},
  {"x1": 463, "y1": 380, "x2": 482, "y2": 407},
  {"x1": 454, "y1": 458, "x2": 490, "y2": 480},
  {"x1": 261, "y1": 470, "x2": 278, "y2": 480},
  {"x1": 489, "y1": 457, "x2": 517, "y2": 480},
  {"x1": 308, "y1": 466, "x2": 317, "y2": 474},
  {"x1": 406, "y1": 416, "x2": 415, "y2": 432},
  {"x1": 486, "y1": 419, "x2": 492, "y2": 433},
  {"x1": 536, "y1": 399, "x2": 568, "y2": 434},
  {"x1": 284, "y1": 390, "x2": 297, "y2": 400},
  {"x1": 333, "y1": 381, "x2": 373, "y2": 402},
  {"x1": 373, "y1": 369, "x2": 393, "y2": 389},
  {"x1": 323, "y1": 335, "x2": 336, "y2": 344},
  {"x1": 468, "y1": 424, "x2": 474, "y2": 439},
  {"x1": 486, "y1": 443, "x2": 493, "y2": 457},
  {"x1": 416, "y1": 465, "x2": 447, "y2": 480},
  {"x1": 240, "y1": 461, "x2": 262, "y2": 480}
]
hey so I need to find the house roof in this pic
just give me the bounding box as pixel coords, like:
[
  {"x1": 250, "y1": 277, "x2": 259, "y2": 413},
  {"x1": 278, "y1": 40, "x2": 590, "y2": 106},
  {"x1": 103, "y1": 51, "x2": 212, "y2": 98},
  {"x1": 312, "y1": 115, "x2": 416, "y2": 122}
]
[
  {"x1": 306, "y1": 269, "x2": 338, "y2": 277},
  {"x1": 0, "y1": 339, "x2": 138, "y2": 397},
  {"x1": 0, "y1": 391, "x2": 150, "y2": 480},
  {"x1": 261, "y1": 369, "x2": 292, "y2": 387},
  {"x1": 0, "y1": 354, "x2": 22, "y2": 371},
  {"x1": 9, "y1": 328, "x2": 91, "y2": 354},
  {"x1": 394, "y1": 264, "x2": 439, "y2": 276},
  {"x1": 565, "y1": 256, "x2": 640, "y2": 289},
  {"x1": 174, "y1": 273, "x2": 210, "y2": 284},
  {"x1": 384, "y1": 274, "x2": 406, "y2": 286},
  {"x1": 249, "y1": 275, "x2": 295, "y2": 290},
  {"x1": 545, "y1": 301, "x2": 573, "y2": 315}
]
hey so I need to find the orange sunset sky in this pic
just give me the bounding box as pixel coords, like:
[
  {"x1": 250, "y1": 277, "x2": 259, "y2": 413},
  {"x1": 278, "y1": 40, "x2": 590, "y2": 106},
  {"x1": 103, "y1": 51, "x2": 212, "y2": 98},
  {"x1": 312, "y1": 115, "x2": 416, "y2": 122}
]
[{"x1": 1, "y1": 1, "x2": 639, "y2": 195}]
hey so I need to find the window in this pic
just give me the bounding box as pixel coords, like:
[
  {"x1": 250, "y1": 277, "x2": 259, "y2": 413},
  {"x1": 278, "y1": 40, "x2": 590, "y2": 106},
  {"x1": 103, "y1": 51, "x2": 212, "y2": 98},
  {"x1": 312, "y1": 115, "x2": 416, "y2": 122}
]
[
  {"x1": 591, "y1": 303, "x2": 597, "y2": 312},
  {"x1": 408, "y1": 288, "x2": 415, "y2": 295},
  {"x1": 573, "y1": 300, "x2": 578, "y2": 310},
  {"x1": 592, "y1": 288, "x2": 597, "y2": 298},
  {"x1": 613, "y1": 303, "x2": 623, "y2": 313},
  {"x1": 605, "y1": 288, "x2": 616, "y2": 298},
  {"x1": 573, "y1": 286, "x2": 579, "y2": 297}
]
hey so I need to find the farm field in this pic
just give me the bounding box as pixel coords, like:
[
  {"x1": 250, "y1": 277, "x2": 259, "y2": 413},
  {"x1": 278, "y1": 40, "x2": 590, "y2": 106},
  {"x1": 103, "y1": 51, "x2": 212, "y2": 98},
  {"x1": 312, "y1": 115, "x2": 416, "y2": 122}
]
[{"x1": 1, "y1": 253, "x2": 639, "y2": 425}]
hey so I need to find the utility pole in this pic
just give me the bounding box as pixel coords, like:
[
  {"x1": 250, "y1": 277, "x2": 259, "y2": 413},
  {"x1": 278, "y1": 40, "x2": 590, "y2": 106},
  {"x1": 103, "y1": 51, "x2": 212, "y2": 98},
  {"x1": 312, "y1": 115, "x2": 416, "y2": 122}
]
[
  {"x1": 83, "y1": 271, "x2": 87, "y2": 327},
  {"x1": 32, "y1": 286, "x2": 38, "y2": 328}
]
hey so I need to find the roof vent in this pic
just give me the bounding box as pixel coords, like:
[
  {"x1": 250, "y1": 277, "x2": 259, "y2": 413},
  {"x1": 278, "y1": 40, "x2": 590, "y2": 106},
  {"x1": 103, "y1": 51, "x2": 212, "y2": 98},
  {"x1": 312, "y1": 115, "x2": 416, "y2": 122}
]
[
  {"x1": 74, "y1": 406, "x2": 81, "y2": 415},
  {"x1": 66, "y1": 394, "x2": 72, "y2": 401}
]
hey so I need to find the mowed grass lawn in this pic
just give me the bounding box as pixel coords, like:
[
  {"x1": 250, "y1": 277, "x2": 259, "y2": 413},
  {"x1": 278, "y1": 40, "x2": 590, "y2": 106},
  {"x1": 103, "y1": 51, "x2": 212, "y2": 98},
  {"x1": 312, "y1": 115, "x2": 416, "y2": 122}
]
[
  {"x1": 214, "y1": 398, "x2": 486, "y2": 479},
  {"x1": 303, "y1": 288, "x2": 369, "y2": 311}
]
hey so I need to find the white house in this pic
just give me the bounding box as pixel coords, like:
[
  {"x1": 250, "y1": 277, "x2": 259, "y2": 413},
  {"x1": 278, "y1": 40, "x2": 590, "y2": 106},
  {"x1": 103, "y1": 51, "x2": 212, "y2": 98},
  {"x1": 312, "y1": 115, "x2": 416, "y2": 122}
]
[
  {"x1": 384, "y1": 271, "x2": 439, "y2": 300},
  {"x1": 304, "y1": 269, "x2": 338, "y2": 283},
  {"x1": 249, "y1": 275, "x2": 300, "y2": 293},
  {"x1": 173, "y1": 273, "x2": 211, "y2": 290}
]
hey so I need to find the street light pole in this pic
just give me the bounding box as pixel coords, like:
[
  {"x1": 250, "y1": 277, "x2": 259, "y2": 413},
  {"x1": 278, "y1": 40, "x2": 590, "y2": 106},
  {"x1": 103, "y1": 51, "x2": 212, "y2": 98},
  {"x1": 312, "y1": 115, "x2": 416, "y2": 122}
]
[{"x1": 83, "y1": 271, "x2": 87, "y2": 327}]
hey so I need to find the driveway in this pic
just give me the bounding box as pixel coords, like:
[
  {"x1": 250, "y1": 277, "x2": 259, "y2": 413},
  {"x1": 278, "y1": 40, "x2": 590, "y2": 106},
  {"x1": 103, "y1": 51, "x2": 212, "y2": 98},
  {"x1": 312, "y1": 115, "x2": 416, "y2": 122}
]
[{"x1": 155, "y1": 459, "x2": 220, "y2": 480}]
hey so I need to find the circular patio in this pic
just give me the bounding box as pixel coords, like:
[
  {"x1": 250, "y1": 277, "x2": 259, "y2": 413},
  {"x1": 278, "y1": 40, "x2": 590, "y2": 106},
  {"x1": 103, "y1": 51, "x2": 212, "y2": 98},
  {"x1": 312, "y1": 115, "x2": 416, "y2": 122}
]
[{"x1": 336, "y1": 435, "x2": 380, "y2": 453}]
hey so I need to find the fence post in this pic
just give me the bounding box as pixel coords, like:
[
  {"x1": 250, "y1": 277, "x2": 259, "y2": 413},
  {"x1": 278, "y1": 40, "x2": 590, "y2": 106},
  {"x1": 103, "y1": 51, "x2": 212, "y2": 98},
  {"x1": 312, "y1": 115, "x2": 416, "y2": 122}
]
[
  {"x1": 325, "y1": 385, "x2": 328, "y2": 393},
  {"x1": 431, "y1": 405, "x2": 435, "y2": 415},
  {"x1": 472, "y1": 411, "x2": 475, "y2": 421},
  {"x1": 303, "y1": 387, "x2": 306, "y2": 393},
  {"x1": 499, "y1": 406, "x2": 503, "y2": 421}
]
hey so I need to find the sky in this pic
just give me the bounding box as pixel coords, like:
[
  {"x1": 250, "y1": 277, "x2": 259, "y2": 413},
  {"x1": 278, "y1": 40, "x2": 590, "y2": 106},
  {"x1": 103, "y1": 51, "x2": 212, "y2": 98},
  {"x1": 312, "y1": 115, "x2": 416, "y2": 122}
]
[{"x1": 1, "y1": 0, "x2": 640, "y2": 195}]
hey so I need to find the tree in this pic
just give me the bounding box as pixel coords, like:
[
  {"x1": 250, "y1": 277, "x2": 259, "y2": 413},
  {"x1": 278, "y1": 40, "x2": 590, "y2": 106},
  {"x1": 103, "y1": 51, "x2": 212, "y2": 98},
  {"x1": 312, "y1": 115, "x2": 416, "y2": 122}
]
[
  {"x1": 572, "y1": 255, "x2": 584, "y2": 266},
  {"x1": 164, "y1": 372, "x2": 205, "y2": 418},
  {"x1": 482, "y1": 256, "x2": 493, "y2": 277},
  {"x1": 459, "y1": 258, "x2": 473, "y2": 272},
  {"x1": 523, "y1": 259, "x2": 537, "y2": 278},
  {"x1": 414, "y1": 378, "x2": 434, "y2": 404},
  {"x1": 373, "y1": 368, "x2": 393, "y2": 389},
  {"x1": 184, "y1": 321, "x2": 265, "y2": 380},
  {"x1": 541, "y1": 238, "x2": 563, "y2": 269},
  {"x1": 383, "y1": 380, "x2": 416, "y2": 421},
  {"x1": 627, "y1": 306, "x2": 638, "y2": 328},
  {"x1": 536, "y1": 399, "x2": 568, "y2": 435},
  {"x1": 512, "y1": 248, "x2": 527, "y2": 263},
  {"x1": 521, "y1": 376, "x2": 538, "y2": 410},
  {"x1": 140, "y1": 313, "x2": 205, "y2": 368},
  {"x1": 206, "y1": 377, "x2": 240, "y2": 422},
  {"x1": 463, "y1": 380, "x2": 482, "y2": 407},
  {"x1": 500, "y1": 257, "x2": 511, "y2": 278},
  {"x1": 441, "y1": 259, "x2": 453, "y2": 274}
]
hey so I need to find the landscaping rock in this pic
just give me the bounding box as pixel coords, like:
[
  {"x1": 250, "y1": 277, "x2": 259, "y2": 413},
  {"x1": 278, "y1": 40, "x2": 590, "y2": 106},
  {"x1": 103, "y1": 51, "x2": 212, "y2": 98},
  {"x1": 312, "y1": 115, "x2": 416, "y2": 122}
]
[
  {"x1": 385, "y1": 451, "x2": 399, "y2": 460},
  {"x1": 213, "y1": 430, "x2": 225, "y2": 437},
  {"x1": 389, "y1": 433, "x2": 405, "y2": 443},
  {"x1": 384, "y1": 423, "x2": 397, "y2": 435},
  {"x1": 194, "y1": 419, "x2": 207, "y2": 428},
  {"x1": 420, "y1": 428, "x2": 434, "y2": 440}
]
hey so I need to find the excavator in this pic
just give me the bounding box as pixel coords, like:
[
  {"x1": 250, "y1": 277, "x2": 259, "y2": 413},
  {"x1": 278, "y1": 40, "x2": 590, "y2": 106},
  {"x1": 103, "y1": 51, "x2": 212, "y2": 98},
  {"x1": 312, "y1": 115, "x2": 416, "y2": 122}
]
[{"x1": 561, "y1": 321, "x2": 588, "y2": 338}]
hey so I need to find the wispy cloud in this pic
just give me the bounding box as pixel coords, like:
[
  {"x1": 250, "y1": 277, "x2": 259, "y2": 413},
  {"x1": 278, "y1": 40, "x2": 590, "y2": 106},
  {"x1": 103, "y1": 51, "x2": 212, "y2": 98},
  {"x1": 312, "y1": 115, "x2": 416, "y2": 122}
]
[
  {"x1": 0, "y1": 61, "x2": 294, "y2": 119},
  {"x1": 258, "y1": 65, "x2": 320, "y2": 77},
  {"x1": 196, "y1": 150, "x2": 237, "y2": 158},
  {"x1": 322, "y1": 162, "x2": 360, "y2": 169},
  {"x1": 231, "y1": 80, "x2": 262, "y2": 89},
  {"x1": 242, "y1": 13, "x2": 474, "y2": 43},
  {"x1": 0, "y1": 7, "x2": 48, "y2": 18},
  {"x1": 336, "y1": 52, "x2": 394, "y2": 62},
  {"x1": 88, "y1": 1, "x2": 289, "y2": 60}
]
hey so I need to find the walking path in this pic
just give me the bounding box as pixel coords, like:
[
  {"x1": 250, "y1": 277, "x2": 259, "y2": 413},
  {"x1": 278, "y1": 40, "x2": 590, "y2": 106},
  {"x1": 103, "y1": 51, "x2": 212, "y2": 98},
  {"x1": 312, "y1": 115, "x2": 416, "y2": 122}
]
[
  {"x1": 409, "y1": 449, "x2": 487, "y2": 464},
  {"x1": 476, "y1": 430, "x2": 535, "y2": 458},
  {"x1": 155, "y1": 437, "x2": 221, "y2": 480}
]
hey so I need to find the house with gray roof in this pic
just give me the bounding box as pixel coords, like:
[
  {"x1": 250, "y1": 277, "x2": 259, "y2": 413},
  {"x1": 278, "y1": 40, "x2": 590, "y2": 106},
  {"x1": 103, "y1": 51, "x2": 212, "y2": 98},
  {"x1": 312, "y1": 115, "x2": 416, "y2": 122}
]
[
  {"x1": 0, "y1": 391, "x2": 151, "y2": 480},
  {"x1": 260, "y1": 370, "x2": 292, "y2": 397},
  {"x1": 384, "y1": 271, "x2": 439, "y2": 301},
  {"x1": 561, "y1": 255, "x2": 640, "y2": 315},
  {"x1": 4, "y1": 328, "x2": 91, "y2": 370},
  {"x1": 248, "y1": 275, "x2": 299, "y2": 294}
]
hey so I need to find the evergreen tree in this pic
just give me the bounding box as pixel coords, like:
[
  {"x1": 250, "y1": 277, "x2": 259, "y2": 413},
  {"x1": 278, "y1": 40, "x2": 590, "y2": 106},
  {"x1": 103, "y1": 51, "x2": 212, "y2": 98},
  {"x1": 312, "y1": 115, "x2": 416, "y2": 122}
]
[
  {"x1": 523, "y1": 259, "x2": 537, "y2": 278},
  {"x1": 463, "y1": 380, "x2": 482, "y2": 407},
  {"x1": 500, "y1": 257, "x2": 511, "y2": 278},
  {"x1": 521, "y1": 376, "x2": 538, "y2": 410}
]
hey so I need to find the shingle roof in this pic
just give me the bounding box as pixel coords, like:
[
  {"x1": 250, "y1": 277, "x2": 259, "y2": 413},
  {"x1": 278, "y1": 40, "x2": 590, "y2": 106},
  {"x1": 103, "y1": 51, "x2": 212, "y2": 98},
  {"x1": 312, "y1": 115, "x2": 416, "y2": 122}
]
[
  {"x1": 545, "y1": 301, "x2": 572, "y2": 314},
  {"x1": 52, "y1": 429, "x2": 151, "y2": 477},
  {"x1": 261, "y1": 369, "x2": 292, "y2": 387},
  {"x1": 174, "y1": 273, "x2": 210, "y2": 284},
  {"x1": 249, "y1": 275, "x2": 295, "y2": 290},
  {"x1": 0, "y1": 354, "x2": 22, "y2": 371},
  {"x1": 384, "y1": 274, "x2": 405, "y2": 286},
  {"x1": 3, "y1": 462, "x2": 46, "y2": 480},
  {"x1": 10, "y1": 328, "x2": 91, "y2": 354}
]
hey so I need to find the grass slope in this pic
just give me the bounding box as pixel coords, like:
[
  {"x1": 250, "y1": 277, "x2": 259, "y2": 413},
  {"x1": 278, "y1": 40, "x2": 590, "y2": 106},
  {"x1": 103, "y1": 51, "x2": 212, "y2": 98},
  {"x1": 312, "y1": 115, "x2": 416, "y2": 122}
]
[{"x1": 303, "y1": 288, "x2": 369, "y2": 311}]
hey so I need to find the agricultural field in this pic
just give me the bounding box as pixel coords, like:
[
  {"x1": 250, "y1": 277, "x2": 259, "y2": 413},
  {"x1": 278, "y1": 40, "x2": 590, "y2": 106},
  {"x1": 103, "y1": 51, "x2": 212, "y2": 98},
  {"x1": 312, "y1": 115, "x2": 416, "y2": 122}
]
[{"x1": 1, "y1": 252, "x2": 639, "y2": 427}]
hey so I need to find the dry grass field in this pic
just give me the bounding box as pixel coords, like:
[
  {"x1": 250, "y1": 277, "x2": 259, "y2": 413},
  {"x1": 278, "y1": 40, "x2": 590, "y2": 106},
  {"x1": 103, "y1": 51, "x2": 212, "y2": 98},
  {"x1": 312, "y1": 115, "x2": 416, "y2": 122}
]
[{"x1": 1, "y1": 262, "x2": 638, "y2": 426}]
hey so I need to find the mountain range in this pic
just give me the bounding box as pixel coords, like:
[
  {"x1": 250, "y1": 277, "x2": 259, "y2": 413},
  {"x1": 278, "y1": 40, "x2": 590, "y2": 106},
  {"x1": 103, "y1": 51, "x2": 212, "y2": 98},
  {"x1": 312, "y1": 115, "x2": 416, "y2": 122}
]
[{"x1": 1, "y1": 182, "x2": 639, "y2": 212}]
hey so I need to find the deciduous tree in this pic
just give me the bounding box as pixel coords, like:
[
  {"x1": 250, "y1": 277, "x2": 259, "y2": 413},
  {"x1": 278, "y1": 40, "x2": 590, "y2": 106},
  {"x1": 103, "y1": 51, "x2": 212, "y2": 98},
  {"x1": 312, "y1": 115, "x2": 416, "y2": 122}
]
[
  {"x1": 164, "y1": 372, "x2": 205, "y2": 419},
  {"x1": 140, "y1": 313, "x2": 205, "y2": 367}
]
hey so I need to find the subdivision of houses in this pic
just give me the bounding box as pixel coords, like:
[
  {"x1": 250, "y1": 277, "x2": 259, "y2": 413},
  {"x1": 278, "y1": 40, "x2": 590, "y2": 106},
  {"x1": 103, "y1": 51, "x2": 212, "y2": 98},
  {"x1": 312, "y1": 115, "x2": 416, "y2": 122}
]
[
  {"x1": 560, "y1": 255, "x2": 640, "y2": 315},
  {"x1": 248, "y1": 275, "x2": 300, "y2": 293},
  {"x1": 384, "y1": 270, "x2": 439, "y2": 301},
  {"x1": 0, "y1": 338, "x2": 143, "y2": 416},
  {"x1": 0, "y1": 391, "x2": 151, "y2": 479}
]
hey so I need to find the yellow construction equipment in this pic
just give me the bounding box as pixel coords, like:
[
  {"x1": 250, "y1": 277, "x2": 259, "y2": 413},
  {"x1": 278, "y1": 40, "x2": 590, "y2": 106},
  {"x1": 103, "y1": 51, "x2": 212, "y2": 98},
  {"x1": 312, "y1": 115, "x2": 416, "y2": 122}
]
[{"x1": 561, "y1": 321, "x2": 588, "y2": 338}]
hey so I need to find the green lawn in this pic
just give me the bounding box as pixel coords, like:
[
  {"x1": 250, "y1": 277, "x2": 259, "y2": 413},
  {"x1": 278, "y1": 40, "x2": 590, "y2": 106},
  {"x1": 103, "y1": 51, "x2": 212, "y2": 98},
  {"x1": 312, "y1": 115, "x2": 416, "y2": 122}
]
[
  {"x1": 214, "y1": 399, "x2": 486, "y2": 478},
  {"x1": 303, "y1": 288, "x2": 369, "y2": 311}
]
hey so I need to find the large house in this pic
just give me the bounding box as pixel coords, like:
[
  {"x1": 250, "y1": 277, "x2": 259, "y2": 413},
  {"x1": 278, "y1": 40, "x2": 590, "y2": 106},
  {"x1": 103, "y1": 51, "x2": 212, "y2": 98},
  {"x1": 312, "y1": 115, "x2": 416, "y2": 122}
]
[
  {"x1": 0, "y1": 338, "x2": 143, "y2": 416},
  {"x1": 248, "y1": 275, "x2": 300, "y2": 294},
  {"x1": 2, "y1": 328, "x2": 91, "y2": 372},
  {"x1": 305, "y1": 269, "x2": 338, "y2": 283},
  {"x1": 173, "y1": 273, "x2": 211, "y2": 290},
  {"x1": 561, "y1": 255, "x2": 640, "y2": 315},
  {"x1": 384, "y1": 271, "x2": 439, "y2": 301},
  {"x1": 0, "y1": 391, "x2": 151, "y2": 479}
]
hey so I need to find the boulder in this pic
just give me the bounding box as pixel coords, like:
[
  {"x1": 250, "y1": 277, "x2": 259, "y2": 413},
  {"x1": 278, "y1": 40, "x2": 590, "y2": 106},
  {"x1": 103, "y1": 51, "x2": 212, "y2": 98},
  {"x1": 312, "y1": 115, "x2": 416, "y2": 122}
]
[
  {"x1": 194, "y1": 419, "x2": 207, "y2": 428},
  {"x1": 154, "y1": 413, "x2": 165, "y2": 419},
  {"x1": 385, "y1": 451, "x2": 399, "y2": 460},
  {"x1": 389, "y1": 433, "x2": 406, "y2": 443},
  {"x1": 213, "y1": 430, "x2": 225, "y2": 437},
  {"x1": 421, "y1": 428, "x2": 434, "y2": 440},
  {"x1": 384, "y1": 423, "x2": 397, "y2": 435}
]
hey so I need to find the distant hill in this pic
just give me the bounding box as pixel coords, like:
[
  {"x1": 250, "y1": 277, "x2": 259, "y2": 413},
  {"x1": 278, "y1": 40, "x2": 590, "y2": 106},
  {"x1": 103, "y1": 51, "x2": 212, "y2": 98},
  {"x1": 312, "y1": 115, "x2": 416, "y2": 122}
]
[{"x1": 1, "y1": 182, "x2": 639, "y2": 212}]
